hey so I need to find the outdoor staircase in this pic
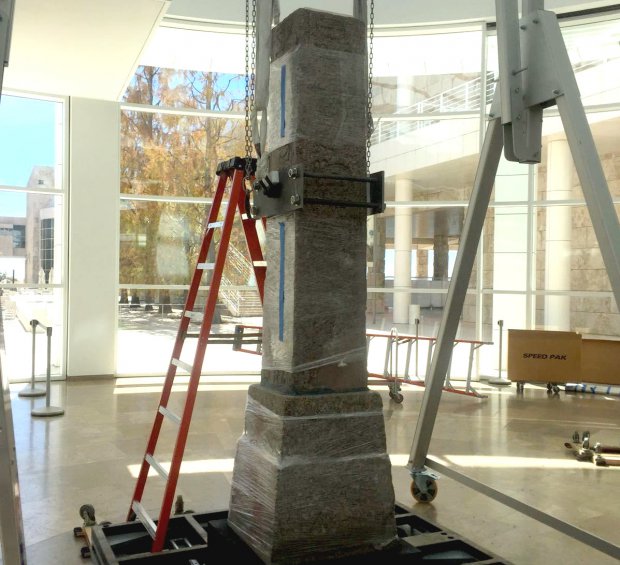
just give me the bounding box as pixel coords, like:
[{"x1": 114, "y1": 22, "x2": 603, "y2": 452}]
[{"x1": 219, "y1": 245, "x2": 263, "y2": 318}]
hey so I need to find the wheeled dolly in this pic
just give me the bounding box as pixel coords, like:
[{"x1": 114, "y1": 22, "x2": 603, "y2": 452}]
[
  {"x1": 87, "y1": 505, "x2": 509, "y2": 564},
  {"x1": 74, "y1": 504, "x2": 110, "y2": 559}
]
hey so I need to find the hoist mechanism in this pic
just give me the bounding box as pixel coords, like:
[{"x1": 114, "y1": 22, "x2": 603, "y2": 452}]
[{"x1": 405, "y1": 3, "x2": 620, "y2": 560}]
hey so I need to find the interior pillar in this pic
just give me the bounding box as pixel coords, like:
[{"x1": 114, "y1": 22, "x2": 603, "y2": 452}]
[
  {"x1": 394, "y1": 180, "x2": 414, "y2": 323},
  {"x1": 544, "y1": 138, "x2": 572, "y2": 331}
]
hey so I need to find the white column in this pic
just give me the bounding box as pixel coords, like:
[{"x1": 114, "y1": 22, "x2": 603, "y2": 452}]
[
  {"x1": 545, "y1": 138, "x2": 572, "y2": 331},
  {"x1": 394, "y1": 179, "x2": 414, "y2": 324},
  {"x1": 396, "y1": 75, "x2": 414, "y2": 108},
  {"x1": 66, "y1": 98, "x2": 120, "y2": 377}
]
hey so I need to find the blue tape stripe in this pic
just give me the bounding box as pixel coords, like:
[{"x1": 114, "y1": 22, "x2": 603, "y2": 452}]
[
  {"x1": 278, "y1": 222, "x2": 285, "y2": 341},
  {"x1": 280, "y1": 65, "x2": 286, "y2": 138}
]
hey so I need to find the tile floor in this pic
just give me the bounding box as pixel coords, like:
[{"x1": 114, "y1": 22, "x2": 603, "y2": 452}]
[{"x1": 1, "y1": 376, "x2": 619, "y2": 564}]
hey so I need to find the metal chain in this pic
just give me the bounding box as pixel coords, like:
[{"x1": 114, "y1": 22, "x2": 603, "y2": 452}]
[
  {"x1": 366, "y1": 0, "x2": 375, "y2": 176},
  {"x1": 244, "y1": 0, "x2": 257, "y2": 182}
]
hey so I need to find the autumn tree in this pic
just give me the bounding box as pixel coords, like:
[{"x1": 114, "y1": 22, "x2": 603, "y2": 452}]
[{"x1": 120, "y1": 66, "x2": 248, "y2": 313}]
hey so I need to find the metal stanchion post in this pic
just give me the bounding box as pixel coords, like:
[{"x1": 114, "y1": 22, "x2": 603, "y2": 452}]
[
  {"x1": 415, "y1": 318, "x2": 419, "y2": 378},
  {"x1": 31, "y1": 324, "x2": 64, "y2": 417},
  {"x1": 18, "y1": 320, "x2": 46, "y2": 397},
  {"x1": 489, "y1": 319, "x2": 511, "y2": 386}
]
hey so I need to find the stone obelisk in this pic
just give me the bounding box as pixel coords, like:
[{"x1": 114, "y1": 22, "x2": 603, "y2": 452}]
[{"x1": 228, "y1": 9, "x2": 397, "y2": 564}]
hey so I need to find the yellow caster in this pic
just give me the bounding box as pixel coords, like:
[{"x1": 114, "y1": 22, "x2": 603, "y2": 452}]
[{"x1": 411, "y1": 476, "x2": 438, "y2": 503}]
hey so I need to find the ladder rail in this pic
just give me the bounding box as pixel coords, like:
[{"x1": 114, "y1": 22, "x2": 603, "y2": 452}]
[
  {"x1": 150, "y1": 168, "x2": 246, "y2": 552},
  {"x1": 127, "y1": 172, "x2": 229, "y2": 522},
  {"x1": 239, "y1": 191, "x2": 267, "y2": 302},
  {"x1": 127, "y1": 161, "x2": 265, "y2": 553}
]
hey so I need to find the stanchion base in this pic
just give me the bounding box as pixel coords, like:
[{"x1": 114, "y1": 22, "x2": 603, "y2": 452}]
[
  {"x1": 31, "y1": 406, "x2": 65, "y2": 417},
  {"x1": 488, "y1": 378, "x2": 512, "y2": 386},
  {"x1": 18, "y1": 386, "x2": 47, "y2": 398}
]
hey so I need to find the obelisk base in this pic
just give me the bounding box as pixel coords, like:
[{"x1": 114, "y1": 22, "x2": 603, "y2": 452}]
[{"x1": 228, "y1": 385, "x2": 397, "y2": 564}]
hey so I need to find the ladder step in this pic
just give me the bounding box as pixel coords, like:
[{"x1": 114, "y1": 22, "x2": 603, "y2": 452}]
[
  {"x1": 171, "y1": 358, "x2": 193, "y2": 373},
  {"x1": 158, "y1": 405, "x2": 181, "y2": 425},
  {"x1": 208, "y1": 221, "x2": 224, "y2": 229},
  {"x1": 132, "y1": 501, "x2": 157, "y2": 539},
  {"x1": 145, "y1": 454, "x2": 169, "y2": 480},
  {"x1": 184, "y1": 311, "x2": 204, "y2": 323},
  {"x1": 253, "y1": 261, "x2": 267, "y2": 267},
  {"x1": 197, "y1": 263, "x2": 215, "y2": 270}
]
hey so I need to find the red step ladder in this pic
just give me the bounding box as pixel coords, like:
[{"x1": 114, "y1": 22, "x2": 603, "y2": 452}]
[{"x1": 127, "y1": 157, "x2": 265, "y2": 552}]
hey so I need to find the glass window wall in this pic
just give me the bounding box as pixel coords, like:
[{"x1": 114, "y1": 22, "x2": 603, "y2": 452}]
[
  {"x1": 118, "y1": 13, "x2": 620, "y2": 380},
  {"x1": 0, "y1": 95, "x2": 65, "y2": 382},
  {"x1": 117, "y1": 55, "x2": 254, "y2": 375}
]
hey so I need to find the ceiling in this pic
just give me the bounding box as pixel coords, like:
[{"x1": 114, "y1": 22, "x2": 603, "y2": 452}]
[
  {"x1": 2, "y1": 0, "x2": 169, "y2": 100},
  {"x1": 167, "y1": 0, "x2": 618, "y2": 26},
  {"x1": 1, "y1": 0, "x2": 618, "y2": 101}
]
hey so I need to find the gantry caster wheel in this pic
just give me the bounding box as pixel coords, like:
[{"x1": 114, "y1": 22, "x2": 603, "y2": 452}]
[
  {"x1": 411, "y1": 476, "x2": 438, "y2": 503},
  {"x1": 80, "y1": 546, "x2": 91, "y2": 559},
  {"x1": 389, "y1": 391, "x2": 404, "y2": 404},
  {"x1": 516, "y1": 382, "x2": 525, "y2": 393}
]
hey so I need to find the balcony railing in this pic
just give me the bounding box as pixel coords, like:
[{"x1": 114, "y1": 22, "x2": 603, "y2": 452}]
[{"x1": 371, "y1": 73, "x2": 496, "y2": 145}]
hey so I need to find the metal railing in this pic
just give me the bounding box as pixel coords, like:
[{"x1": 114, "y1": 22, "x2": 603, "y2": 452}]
[
  {"x1": 219, "y1": 246, "x2": 262, "y2": 318},
  {"x1": 371, "y1": 72, "x2": 495, "y2": 145},
  {"x1": 219, "y1": 276, "x2": 262, "y2": 318}
]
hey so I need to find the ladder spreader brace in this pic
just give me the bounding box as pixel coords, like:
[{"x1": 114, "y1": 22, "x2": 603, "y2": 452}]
[{"x1": 127, "y1": 157, "x2": 266, "y2": 553}]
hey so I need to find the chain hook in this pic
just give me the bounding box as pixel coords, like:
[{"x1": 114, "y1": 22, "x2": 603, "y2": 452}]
[
  {"x1": 366, "y1": 0, "x2": 375, "y2": 177},
  {"x1": 244, "y1": 0, "x2": 257, "y2": 186}
]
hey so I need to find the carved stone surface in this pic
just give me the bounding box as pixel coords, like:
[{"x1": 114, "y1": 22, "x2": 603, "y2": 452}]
[
  {"x1": 228, "y1": 386, "x2": 396, "y2": 564},
  {"x1": 228, "y1": 8, "x2": 397, "y2": 563},
  {"x1": 260, "y1": 7, "x2": 368, "y2": 395}
]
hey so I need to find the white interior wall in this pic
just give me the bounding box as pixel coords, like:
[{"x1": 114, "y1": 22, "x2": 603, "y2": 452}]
[{"x1": 66, "y1": 98, "x2": 119, "y2": 377}]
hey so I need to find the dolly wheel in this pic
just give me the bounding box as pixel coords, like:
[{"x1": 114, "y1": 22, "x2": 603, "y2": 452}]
[
  {"x1": 390, "y1": 391, "x2": 404, "y2": 404},
  {"x1": 79, "y1": 504, "x2": 96, "y2": 526},
  {"x1": 80, "y1": 546, "x2": 91, "y2": 559},
  {"x1": 411, "y1": 477, "x2": 438, "y2": 503}
]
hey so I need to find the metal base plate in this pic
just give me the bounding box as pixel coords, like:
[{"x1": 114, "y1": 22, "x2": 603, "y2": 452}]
[
  {"x1": 488, "y1": 378, "x2": 512, "y2": 386},
  {"x1": 89, "y1": 505, "x2": 509, "y2": 564},
  {"x1": 18, "y1": 386, "x2": 46, "y2": 397},
  {"x1": 31, "y1": 405, "x2": 64, "y2": 417}
]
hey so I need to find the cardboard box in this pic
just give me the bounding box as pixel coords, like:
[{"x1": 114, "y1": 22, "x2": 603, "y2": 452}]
[
  {"x1": 507, "y1": 329, "x2": 582, "y2": 383},
  {"x1": 581, "y1": 338, "x2": 620, "y2": 385}
]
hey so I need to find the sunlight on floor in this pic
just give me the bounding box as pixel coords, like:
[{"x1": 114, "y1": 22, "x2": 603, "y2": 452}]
[
  {"x1": 128, "y1": 458, "x2": 236, "y2": 478},
  {"x1": 388, "y1": 453, "x2": 608, "y2": 471},
  {"x1": 443, "y1": 454, "x2": 604, "y2": 469},
  {"x1": 114, "y1": 384, "x2": 254, "y2": 394}
]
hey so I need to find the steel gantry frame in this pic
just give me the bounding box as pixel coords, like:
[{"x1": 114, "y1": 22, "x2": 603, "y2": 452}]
[{"x1": 407, "y1": 0, "x2": 620, "y2": 561}]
